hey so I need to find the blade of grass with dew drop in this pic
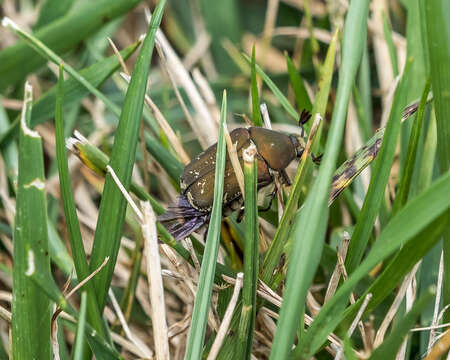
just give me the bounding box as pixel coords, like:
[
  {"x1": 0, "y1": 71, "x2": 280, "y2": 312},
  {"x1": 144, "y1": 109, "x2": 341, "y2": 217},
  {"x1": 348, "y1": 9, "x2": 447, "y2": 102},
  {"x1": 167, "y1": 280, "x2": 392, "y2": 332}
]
[
  {"x1": 381, "y1": 10, "x2": 399, "y2": 77},
  {"x1": 251, "y1": 45, "x2": 262, "y2": 127},
  {"x1": 55, "y1": 65, "x2": 104, "y2": 336},
  {"x1": 12, "y1": 83, "x2": 51, "y2": 359},
  {"x1": 369, "y1": 287, "x2": 435, "y2": 360},
  {"x1": 391, "y1": 77, "x2": 431, "y2": 214},
  {"x1": 0, "y1": 0, "x2": 142, "y2": 90},
  {"x1": 425, "y1": 0, "x2": 450, "y2": 324},
  {"x1": 297, "y1": 170, "x2": 450, "y2": 357},
  {"x1": 285, "y1": 52, "x2": 312, "y2": 112},
  {"x1": 0, "y1": 42, "x2": 140, "y2": 149},
  {"x1": 269, "y1": 2, "x2": 370, "y2": 358},
  {"x1": 260, "y1": 30, "x2": 338, "y2": 286},
  {"x1": 243, "y1": 54, "x2": 298, "y2": 120},
  {"x1": 342, "y1": 212, "x2": 449, "y2": 324},
  {"x1": 345, "y1": 58, "x2": 413, "y2": 274},
  {"x1": 237, "y1": 145, "x2": 259, "y2": 359},
  {"x1": 185, "y1": 91, "x2": 228, "y2": 359},
  {"x1": 88, "y1": 0, "x2": 167, "y2": 310},
  {"x1": 73, "y1": 291, "x2": 88, "y2": 360}
]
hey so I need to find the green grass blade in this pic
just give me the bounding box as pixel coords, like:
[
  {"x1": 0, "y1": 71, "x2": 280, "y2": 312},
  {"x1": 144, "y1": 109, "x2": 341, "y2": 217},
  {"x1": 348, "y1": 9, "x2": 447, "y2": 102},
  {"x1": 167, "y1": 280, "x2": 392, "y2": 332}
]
[
  {"x1": 285, "y1": 52, "x2": 312, "y2": 112},
  {"x1": 0, "y1": 102, "x2": 18, "y2": 184},
  {"x1": 392, "y1": 77, "x2": 431, "y2": 213},
  {"x1": 243, "y1": 54, "x2": 298, "y2": 120},
  {"x1": 73, "y1": 291, "x2": 88, "y2": 360},
  {"x1": 425, "y1": 0, "x2": 450, "y2": 324},
  {"x1": 0, "y1": 0, "x2": 141, "y2": 90},
  {"x1": 55, "y1": 65, "x2": 104, "y2": 336},
  {"x1": 343, "y1": 212, "x2": 449, "y2": 323},
  {"x1": 237, "y1": 145, "x2": 259, "y2": 358},
  {"x1": 345, "y1": 58, "x2": 413, "y2": 274},
  {"x1": 12, "y1": 83, "x2": 51, "y2": 359},
  {"x1": 358, "y1": 43, "x2": 373, "y2": 130},
  {"x1": 0, "y1": 42, "x2": 139, "y2": 150},
  {"x1": 269, "y1": 2, "x2": 370, "y2": 358},
  {"x1": 369, "y1": 287, "x2": 435, "y2": 359},
  {"x1": 89, "y1": 0, "x2": 167, "y2": 310},
  {"x1": 185, "y1": 91, "x2": 228, "y2": 359},
  {"x1": 28, "y1": 269, "x2": 121, "y2": 359},
  {"x1": 251, "y1": 45, "x2": 262, "y2": 126},
  {"x1": 260, "y1": 30, "x2": 338, "y2": 286},
  {"x1": 298, "y1": 170, "x2": 450, "y2": 357},
  {"x1": 381, "y1": 11, "x2": 399, "y2": 77},
  {"x1": 1, "y1": 18, "x2": 123, "y2": 120}
]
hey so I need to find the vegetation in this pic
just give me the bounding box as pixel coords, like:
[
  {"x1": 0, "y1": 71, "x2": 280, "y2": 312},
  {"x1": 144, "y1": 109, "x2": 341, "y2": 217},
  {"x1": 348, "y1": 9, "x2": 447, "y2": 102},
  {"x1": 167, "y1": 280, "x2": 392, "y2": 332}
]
[{"x1": 0, "y1": 0, "x2": 449, "y2": 358}]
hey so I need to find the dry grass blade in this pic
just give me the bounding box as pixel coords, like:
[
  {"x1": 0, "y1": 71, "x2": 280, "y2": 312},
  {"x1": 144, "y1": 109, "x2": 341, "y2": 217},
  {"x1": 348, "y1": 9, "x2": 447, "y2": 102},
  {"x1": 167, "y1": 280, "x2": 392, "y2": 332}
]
[
  {"x1": 374, "y1": 262, "x2": 421, "y2": 347},
  {"x1": 141, "y1": 201, "x2": 170, "y2": 360},
  {"x1": 224, "y1": 123, "x2": 245, "y2": 196},
  {"x1": 428, "y1": 251, "x2": 444, "y2": 353},
  {"x1": 120, "y1": 72, "x2": 190, "y2": 165},
  {"x1": 207, "y1": 273, "x2": 243, "y2": 360},
  {"x1": 146, "y1": 9, "x2": 217, "y2": 148},
  {"x1": 325, "y1": 232, "x2": 350, "y2": 302}
]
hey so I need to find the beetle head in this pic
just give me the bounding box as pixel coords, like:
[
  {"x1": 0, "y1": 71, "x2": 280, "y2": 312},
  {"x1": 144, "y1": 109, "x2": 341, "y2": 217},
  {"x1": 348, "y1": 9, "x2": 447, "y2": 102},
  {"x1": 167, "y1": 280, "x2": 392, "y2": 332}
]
[{"x1": 289, "y1": 134, "x2": 306, "y2": 158}]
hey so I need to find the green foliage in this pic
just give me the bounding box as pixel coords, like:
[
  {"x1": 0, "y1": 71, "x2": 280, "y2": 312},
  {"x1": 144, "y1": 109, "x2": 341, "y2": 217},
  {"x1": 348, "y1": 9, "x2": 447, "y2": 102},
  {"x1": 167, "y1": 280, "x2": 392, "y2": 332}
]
[{"x1": 2, "y1": 0, "x2": 449, "y2": 358}]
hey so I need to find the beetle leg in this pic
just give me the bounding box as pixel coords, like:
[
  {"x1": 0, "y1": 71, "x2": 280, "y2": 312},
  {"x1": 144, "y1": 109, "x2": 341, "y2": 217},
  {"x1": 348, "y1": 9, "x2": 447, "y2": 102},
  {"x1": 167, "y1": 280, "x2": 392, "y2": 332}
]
[
  {"x1": 311, "y1": 153, "x2": 323, "y2": 165},
  {"x1": 258, "y1": 187, "x2": 277, "y2": 212},
  {"x1": 236, "y1": 208, "x2": 245, "y2": 222},
  {"x1": 278, "y1": 169, "x2": 291, "y2": 186},
  {"x1": 299, "y1": 110, "x2": 312, "y2": 138}
]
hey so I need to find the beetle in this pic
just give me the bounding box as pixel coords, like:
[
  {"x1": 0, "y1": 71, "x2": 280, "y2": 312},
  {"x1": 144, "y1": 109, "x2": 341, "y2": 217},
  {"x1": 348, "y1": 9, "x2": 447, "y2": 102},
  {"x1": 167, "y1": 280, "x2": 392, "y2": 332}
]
[{"x1": 158, "y1": 111, "x2": 316, "y2": 240}]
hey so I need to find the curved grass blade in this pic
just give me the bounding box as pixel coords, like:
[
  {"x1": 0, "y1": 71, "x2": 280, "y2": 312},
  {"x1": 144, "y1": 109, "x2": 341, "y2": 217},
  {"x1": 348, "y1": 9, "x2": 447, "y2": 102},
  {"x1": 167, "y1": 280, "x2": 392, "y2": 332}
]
[
  {"x1": 185, "y1": 91, "x2": 228, "y2": 359},
  {"x1": 269, "y1": 2, "x2": 370, "y2": 357},
  {"x1": 55, "y1": 65, "x2": 104, "y2": 336},
  {"x1": 0, "y1": 0, "x2": 141, "y2": 90},
  {"x1": 88, "y1": 0, "x2": 167, "y2": 310},
  {"x1": 0, "y1": 41, "x2": 139, "y2": 150},
  {"x1": 297, "y1": 171, "x2": 450, "y2": 357},
  {"x1": 12, "y1": 83, "x2": 51, "y2": 359}
]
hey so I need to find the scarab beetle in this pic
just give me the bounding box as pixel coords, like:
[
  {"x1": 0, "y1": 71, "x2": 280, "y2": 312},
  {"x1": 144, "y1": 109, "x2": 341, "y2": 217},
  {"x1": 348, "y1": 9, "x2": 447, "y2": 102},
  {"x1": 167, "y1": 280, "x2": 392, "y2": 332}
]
[{"x1": 159, "y1": 111, "x2": 314, "y2": 240}]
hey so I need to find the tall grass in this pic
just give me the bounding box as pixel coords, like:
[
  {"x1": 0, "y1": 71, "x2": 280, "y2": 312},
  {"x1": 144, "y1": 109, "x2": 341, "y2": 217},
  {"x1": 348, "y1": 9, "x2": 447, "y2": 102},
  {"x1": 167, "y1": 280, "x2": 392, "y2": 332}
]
[{"x1": 0, "y1": 0, "x2": 449, "y2": 359}]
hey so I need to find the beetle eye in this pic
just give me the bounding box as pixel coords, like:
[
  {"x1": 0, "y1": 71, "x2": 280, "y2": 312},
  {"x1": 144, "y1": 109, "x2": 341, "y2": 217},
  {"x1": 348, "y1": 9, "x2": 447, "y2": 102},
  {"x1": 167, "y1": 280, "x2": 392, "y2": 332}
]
[{"x1": 297, "y1": 148, "x2": 304, "y2": 157}]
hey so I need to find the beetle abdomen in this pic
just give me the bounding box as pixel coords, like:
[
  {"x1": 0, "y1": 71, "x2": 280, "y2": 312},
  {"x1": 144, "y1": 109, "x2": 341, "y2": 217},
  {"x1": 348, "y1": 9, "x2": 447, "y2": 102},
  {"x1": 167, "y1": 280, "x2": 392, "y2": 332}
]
[{"x1": 157, "y1": 195, "x2": 210, "y2": 240}]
